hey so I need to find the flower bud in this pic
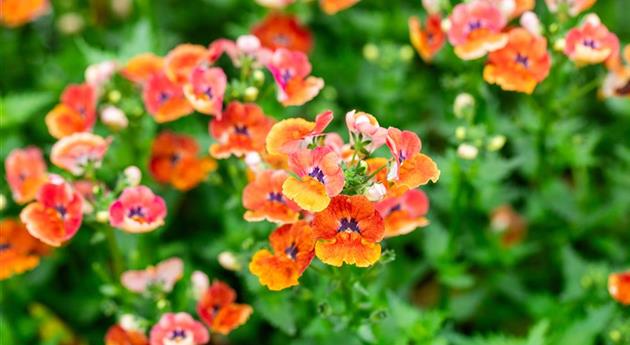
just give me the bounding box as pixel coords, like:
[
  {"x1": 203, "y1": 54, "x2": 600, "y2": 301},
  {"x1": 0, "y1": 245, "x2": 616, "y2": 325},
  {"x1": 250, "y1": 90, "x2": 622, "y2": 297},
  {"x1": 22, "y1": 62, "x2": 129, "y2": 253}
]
[
  {"x1": 124, "y1": 166, "x2": 142, "y2": 187},
  {"x1": 100, "y1": 105, "x2": 128, "y2": 131},
  {"x1": 191, "y1": 270, "x2": 210, "y2": 300},
  {"x1": 455, "y1": 126, "x2": 466, "y2": 140},
  {"x1": 85, "y1": 61, "x2": 117, "y2": 90},
  {"x1": 399, "y1": 45, "x2": 414, "y2": 62},
  {"x1": 363, "y1": 43, "x2": 379, "y2": 61},
  {"x1": 487, "y1": 135, "x2": 506, "y2": 151},
  {"x1": 111, "y1": 0, "x2": 133, "y2": 18},
  {"x1": 57, "y1": 13, "x2": 84, "y2": 35},
  {"x1": 457, "y1": 143, "x2": 478, "y2": 160},
  {"x1": 253, "y1": 69, "x2": 265, "y2": 86},
  {"x1": 237, "y1": 35, "x2": 261, "y2": 54},
  {"x1": 422, "y1": 0, "x2": 441, "y2": 14},
  {"x1": 108, "y1": 90, "x2": 122, "y2": 103},
  {"x1": 520, "y1": 11, "x2": 542, "y2": 36},
  {"x1": 244, "y1": 86, "x2": 259, "y2": 102},
  {"x1": 364, "y1": 183, "x2": 387, "y2": 202},
  {"x1": 440, "y1": 18, "x2": 451, "y2": 32},
  {"x1": 218, "y1": 251, "x2": 242, "y2": 271},
  {"x1": 554, "y1": 38, "x2": 566, "y2": 52},
  {"x1": 453, "y1": 93, "x2": 475, "y2": 119},
  {"x1": 120, "y1": 314, "x2": 142, "y2": 332},
  {"x1": 0, "y1": 194, "x2": 6, "y2": 211},
  {"x1": 96, "y1": 211, "x2": 109, "y2": 223}
]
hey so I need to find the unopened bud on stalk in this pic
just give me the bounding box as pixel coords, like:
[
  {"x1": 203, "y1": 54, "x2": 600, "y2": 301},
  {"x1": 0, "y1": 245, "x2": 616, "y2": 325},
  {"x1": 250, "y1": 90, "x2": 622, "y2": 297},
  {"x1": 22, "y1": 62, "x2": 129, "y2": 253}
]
[
  {"x1": 441, "y1": 18, "x2": 452, "y2": 32},
  {"x1": 455, "y1": 126, "x2": 466, "y2": 140},
  {"x1": 487, "y1": 135, "x2": 506, "y2": 151},
  {"x1": 218, "y1": 251, "x2": 242, "y2": 271},
  {"x1": 237, "y1": 35, "x2": 261, "y2": 54},
  {"x1": 364, "y1": 183, "x2": 387, "y2": 202},
  {"x1": 399, "y1": 45, "x2": 414, "y2": 62},
  {"x1": 191, "y1": 271, "x2": 210, "y2": 300},
  {"x1": 454, "y1": 93, "x2": 475, "y2": 119},
  {"x1": 100, "y1": 105, "x2": 128, "y2": 131},
  {"x1": 111, "y1": 0, "x2": 133, "y2": 18},
  {"x1": 252, "y1": 69, "x2": 265, "y2": 86},
  {"x1": 96, "y1": 211, "x2": 109, "y2": 223},
  {"x1": 363, "y1": 43, "x2": 379, "y2": 61},
  {"x1": 124, "y1": 166, "x2": 142, "y2": 187},
  {"x1": 57, "y1": 13, "x2": 84, "y2": 35},
  {"x1": 108, "y1": 90, "x2": 122, "y2": 103},
  {"x1": 120, "y1": 314, "x2": 142, "y2": 332},
  {"x1": 520, "y1": 11, "x2": 542, "y2": 36},
  {"x1": 244, "y1": 86, "x2": 259, "y2": 102},
  {"x1": 554, "y1": 38, "x2": 566, "y2": 52},
  {"x1": 457, "y1": 143, "x2": 479, "y2": 160},
  {"x1": 0, "y1": 194, "x2": 6, "y2": 211}
]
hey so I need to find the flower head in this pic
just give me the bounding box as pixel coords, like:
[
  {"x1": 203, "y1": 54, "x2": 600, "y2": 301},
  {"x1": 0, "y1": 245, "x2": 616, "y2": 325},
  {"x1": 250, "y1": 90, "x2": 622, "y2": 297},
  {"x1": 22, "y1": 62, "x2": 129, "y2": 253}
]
[
  {"x1": 197, "y1": 281, "x2": 253, "y2": 335},
  {"x1": 51, "y1": 133, "x2": 111, "y2": 176},
  {"x1": 564, "y1": 15, "x2": 619, "y2": 66},
  {"x1": 608, "y1": 271, "x2": 630, "y2": 305},
  {"x1": 20, "y1": 180, "x2": 83, "y2": 247},
  {"x1": 105, "y1": 325, "x2": 149, "y2": 345},
  {"x1": 267, "y1": 48, "x2": 324, "y2": 106},
  {"x1": 121, "y1": 257, "x2": 184, "y2": 293},
  {"x1": 122, "y1": 53, "x2": 165, "y2": 84},
  {"x1": 386, "y1": 128, "x2": 440, "y2": 195},
  {"x1": 312, "y1": 195, "x2": 385, "y2": 267},
  {"x1": 375, "y1": 189, "x2": 429, "y2": 238},
  {"x1": 182, "y1": 66, "x2": 226, "y2": 117},
  {"x1": 345, "y1": 110, "x2": 388, "y2": 153},
  {"x1": 249, "y1": 221, "x2": 315, "y2": 290},
  {"x1": 252, "y1": 13, "x2": 313, "y2": 53},
  {"x1": 0, "y1": 0, "x2": 49, "y2": 27},
  {"x1": 5, "y1": 147, "x2": 48, "y2": 204},
  {"x1": 320, "y1": 0, "x2": 360, "y2": 15},
  {"x1": 447, "y1": 1, "x2": 508, "y2": 60},
  {"x1": 109, "y1": 186, "x2": 167, "y2": 233},
  {"x1": 409, "y1": 14, "x2": 446, "y2": 62},
  {"x1": 46, "y1": 84, "x2": 97, "y2": 139},
  {"x1": 143, "y1": 73, "x2": 194, "y2": 123},
  {"x1": 265, "y1": 110, "x2": 333, "y2": 155},
  {"x1": 150, "y1": 313, "x2": 209, "y2": 345},
  {"x1": 164, "y1": 44, "x2": 209, "y2": 85},
  {"x1": 0, "y1": 219, "x2": 49, "y2": 280},
  {"x1": 242, "y1": 170, "x2": 301, "y2": 224}
]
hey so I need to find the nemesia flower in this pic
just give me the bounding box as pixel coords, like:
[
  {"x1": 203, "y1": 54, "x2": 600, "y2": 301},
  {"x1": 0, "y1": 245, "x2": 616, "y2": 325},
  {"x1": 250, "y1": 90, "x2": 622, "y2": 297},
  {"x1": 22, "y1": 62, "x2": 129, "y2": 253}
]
[
  {"x1": 364, "y1": 183, "x2": 387, "y2": 202},
  {"x1": 242, "y1": 170, "x2": 301, "y2": 224},
  {"x1": 191, "y1": 271, "x2": 210, "y2": 299},
  {"x1": 20, "y1": 180, "x2": 83, "y2": 247},
  {"x1": 149, "y1": 313, "x2": 209, "y2": 345},
  {"x1": 0, "y1": 219, "x2": 49, "y2": 280},
  {"x1": 46, "y1": 84, "x2": 97, "y2": 139},
  {"x1": 50, "y1": 133, "x2": 111, "y2": 176},
  {"x1": 564, "y1": 15, "x2": 620, "y2": 66},
  {"x1": 409, "y1": 14, "x2": 446, "y2": 62},
  {"x1": 320, "y1": 0, "x2": 360, "y2": 15},
  {"x1": 283, "y1": 147, "x2": 345, "y2": 212},
  {"x1": 143, "y1": 73, "x2": 194, "y2": 123},
  {"x1": 483, "y1": 28, "x2": 551, "y2": 94},
  {"x1": 345, "y1": 110, "x2": 388, "y2": 153},
  {"x1": 209, "y1": 102, "x2": 275, "y2": 158},
  {"x1": 312, "y1": 195, "x2": 385, "y2": 267},
  {"x1": 105, "y1": 325, "x2": 149, "y2": 345},
  {"x1": 0, "y1": 0, "x2": 49, "y2": 27},
  {"x1": 386, "y1": 128, "x2": 440, "y2": 195},
  {"x1": 109, "y1": 186, "x2": 167, "y2": 233},
  {"x1": 122, "y1": 53, "x2": 165, "y2": 84},
  {"x1": 447, "y1": 0, "x2": 508, "y2": 60},
  {"x1": 375, "y1": 189, "x2": 429, "y2": 238},
  {"x1": 608, "y1": 271, "x2": 630, "y2": 305},
  {"x1": 249, "y1": 221, "x2": 315, "y2": 290},
  {"x1": 182, "y1": 66, "x2": 226, "y2": 117},
  {"x1": 520, "y1": 11, "x2": 542, "y2": 36},
  {"x1": 121, "y1": 257, "x2": 184, "y2": 293},
  {"x1": 164, "y1": 44, "x2": 208, "y2": 85},
  {"x1": 150, "y1": 131, "x2": 216, "y2": 191},
  {"x1": 100, "y1": 105, "x2": 129, "y2": 131},
  {"x1": 545, "y1": 0, "x2": 596, "y2": 17},
  {"x1": 208, "y1": 35, "x2": 272, "y2": 68},
  {"x1": 197, "y1": 281, "x2": 253, "y2": 335},
  {"x1": 490, "y1": 205, "x2": 527, "y2": 246},
  {"x1": 252, "y1": 13, "x2": 313, "y2": 53},
  {"x1": 5, "y1": 147, "x2": 48, "y2": 204},
  {"x1": 85, "y1": 60, "x2": 117, "y2": 91},
  {"x1": 267, "y1": 48, "x2": 324, "y2": 106},
  {"x1": 265, "y1": 110, "x2": 333, "y2": 155}
]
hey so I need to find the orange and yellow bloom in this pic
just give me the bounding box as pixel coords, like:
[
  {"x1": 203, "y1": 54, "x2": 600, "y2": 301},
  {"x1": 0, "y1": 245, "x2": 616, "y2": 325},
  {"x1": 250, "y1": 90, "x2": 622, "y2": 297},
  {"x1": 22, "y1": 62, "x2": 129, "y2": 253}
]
[
  {"x1": 266, "y1": 110, "x2": 333, "y2": 155},
  {"x1": 143, "y1": 73, "x2": 194, "y2": 123},
  {"x1": 5, "y1": 147, "x2": 48, "y2": 204},
  {"x1": 252, "y1": 13, "x2": 313, "y2": 53},
  {"x1": 375, "y1": 189, "x2": 429, "y2": 238},
  {"x1": 608, "y1": 271, "x2": 630, "y2": 305},
  {"x1": 320, "y1": 0, "x2": 360, "y2": 15},
  {"x1": 564, "y1": 15, "x2": 619, "y2": 66},
  {"x1": 249, "y1": 221, "x2": 315, "y2": 290},
  {"x1": 122, "y1": 53, "x2": 164, "y2": 85},
  {"x1": 267, "y1": 48, "x2": 324, "y2": 106},
  {"x1": 50, "y1": 133, "x2": 111, "y2": 176},
  {"x1": 109, "y1": 186, "x2": 167, "y2": 233},
  {"x1": 0, "y1": 0, "x2": 49, "y2": 27},
  {"x1": 105, "y1": 325, "x2": 149, "y2": 345},
  {"x1": 46, "y1": 84, "x2": 97, "y2": 139},
  {"x1": 197, "y1": 281, "x2": 253, "y2": 335},
  {"x1": 164, "y1": 44, "x2": 209, "y2": 85},
  {"x1": 409, "y1": 14, "x2": 445, "y2": 63},
  {"x1": 386, "y1": 128, "x2": 440, "y2": 195},
  {"x1": 0, "y1": 219, "x2": 49, "y2": 280},
  {"x1": 242, "y1": 170, "x2": 301, "y2": 224}
]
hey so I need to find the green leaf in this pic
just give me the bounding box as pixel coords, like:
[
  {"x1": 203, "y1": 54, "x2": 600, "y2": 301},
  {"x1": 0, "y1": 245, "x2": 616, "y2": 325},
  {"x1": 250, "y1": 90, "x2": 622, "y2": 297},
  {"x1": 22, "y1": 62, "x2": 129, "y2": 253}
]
[
  {"x1": 254, "y1": 292, "x2": 297, "y2": 336},
  {"x1": 0, "y1": 92, "x2": 53, "y2": 129}
]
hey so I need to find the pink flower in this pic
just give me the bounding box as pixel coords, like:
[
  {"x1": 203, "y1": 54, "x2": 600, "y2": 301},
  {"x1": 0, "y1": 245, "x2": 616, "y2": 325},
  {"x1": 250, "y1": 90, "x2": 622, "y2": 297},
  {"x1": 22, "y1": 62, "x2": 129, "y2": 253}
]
[
  {"x1": 149, "y1": 312, "x2": 209, "y2": 345},
  {"x1": 564, "y1": 15, "x2": 620, "y2": 66},
  {"x1": 183, "y1": 66, "x2": 227, "y2": 117},
  {"x1": 345, "y1": 110, "x2": 388, "y2": 153},
  {"x1": 50, "y1": 133, "x2": 111, "y2": 176},
  {"x1": 267, "y1": 48, "x2": 324, "y2": 106},
  {"x1": 85, "y1": 60, "x2": 117, "y2": 91},
  {"x1": 121, "y1": 257, "x2": 184, "y2": 293},
  {"x1": 109, "y1": 186, "x2": 167, "y2": 233},
  {"x1": 447, "y1": 0, "x2": 508, "y2": 60}
]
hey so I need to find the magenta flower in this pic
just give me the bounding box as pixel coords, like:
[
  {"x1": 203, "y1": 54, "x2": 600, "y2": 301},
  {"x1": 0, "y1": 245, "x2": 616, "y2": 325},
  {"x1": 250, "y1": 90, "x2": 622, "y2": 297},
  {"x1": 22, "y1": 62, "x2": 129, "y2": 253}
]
[
  {"x1": 109, "y1": 186, "x2": 167, "y2": 233},
  {"x1": 150, "y1": 312, "x2": 209, "y2": 345}
]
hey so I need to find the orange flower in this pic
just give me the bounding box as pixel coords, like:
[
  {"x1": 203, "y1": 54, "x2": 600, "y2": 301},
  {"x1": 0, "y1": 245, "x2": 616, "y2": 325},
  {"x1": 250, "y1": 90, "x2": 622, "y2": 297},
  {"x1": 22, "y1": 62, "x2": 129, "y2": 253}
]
[
  {"x1": 197, "y1": 281, "x2": 253, "y2": 335},
  {"x1": 386, "y1": 127, "x2": 440, "y2": 195},
  {"x1": 267, "y1": 48, "x2": 324, "y2": 106},
  {"x1": 183, "y1": 66, "x2": 227, "y2": 117},
  {"x1": 483, "y1": 28, "x2": 551, "y2": 94},
  {"x1": 105, "y1": 325, "x2": 148, "y2": 345},
  {"x1": 149, "y1": 131, "x2": 216, "y2": 191},
  {"x1": 209, "y1": 102, "x2": 275, "y2": 159},
  {"x1": 320, "y1": 0, "x2": 360, "y2": 15},
  {"x1": 51, "y1": 133, "x2": 111, "y2": 176},
  {"x1": 608, "y1": 271, "x2": 630, "y2": 305},
  {"x1": 249, "y1": 221, "x2": 315, "y2": 290},
  {"x1": 252, "y1": 13, "x2": 313, "y2": 53},
  {"x1": 282, "y1": 147, "x2": 345, "y2": 212},
  {"x1": 312, "y1": 195, "x2": 385, "y2": 267},
  {"x1": 46, "y1": 84, "x2": 97, "y2": 139},
  {"x1": 375, "y1": 189, "x2": 429, "y2": 238},
  {"x1": 265, "y1": 110, "x2": 333, "y2": 155},
  {"x1": 20, "y1": 180, "x2": 83, "y2": 247},
  {"x1": 5, "y1": 147, "x2": 48, "y2": 204},
  {"x1": 142, "y1": 73, "x2": 194, "y2": 123},
  {"x1": 164, "y1": 44, "x2": 209, "y2": 85},
  {"x1": 242, "y1": 170, "x2": 301, "y2": 224},
  {"x1": 564, "y1": 15, "x2": 619, "y2": 66},
  {"x1": 447, "y1": 1, "x2": 508, "y2": 60},
  {"x1": 409, "y1": 14, "x2": 445, "y2": 62},
  {"x1": 0, "y1": 0, "x2": 49, "y2": 27},
  {"x1": 122, "y1": 53, "x2": 164, "y2": 84},
  {"x1": 0, "y1": 219, "x2": 49, "y2": 280}
]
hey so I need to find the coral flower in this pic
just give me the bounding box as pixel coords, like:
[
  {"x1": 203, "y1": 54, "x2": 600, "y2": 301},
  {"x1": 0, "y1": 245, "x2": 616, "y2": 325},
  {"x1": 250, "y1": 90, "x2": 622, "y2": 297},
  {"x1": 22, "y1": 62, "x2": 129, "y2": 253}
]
[
  {"x1": 5, "y1": 147, "x2": 48, "y2": 204},
  {"x1": 143, "y1": 73, "x2": 194, "y2": 123},
  {"x1": 447, "y1": 1, "x2": 508, "y2": 60},
  {"x1": 46, "y1": 84, "x2": 97, "y2": 139},
  {"x1": 51, "y1": 133, "x2": 111, "y2": 176},
  {"x1": 483, "y1": 28, "x2": 551, "y2": 94},
  {"x1": 105, "y1": 325, "x2": 149, "y2": 345},
  {"x1": 283, "y1": 147, "x2": 345, "y2": 212},
  {"x1": 265, "y1": 110, "x2": 333, "y2": 155},
  {"x1": 150, "y1": 313, "x2": 209, "y2": 345},
  {"x1": 109, "y1": 186, "x2": 167, "y2": 233},
  {"x1": 267, "y1": 48, "x2": 324, "y2": 106},
  {"x1": 0, "y1": 219, "x2": 49, "y2": 280},
  {"x1": 252, "y1": 13, "x2": 313, "y2": 53},
  {"x1": 20, "y1": 181, "x2": 83, "y2": 247},
  {"x1": 375, "y1": 189, "x2": 429, "y2": 238},
  {"x1": 312, "y1": 195, "x2": 385, "y2": 267},
  {"x1": 249, "y1": 221, "x2": 315, "y2": 290},
  {"x1": 121, "y1": 257, "x2": 184, "y2": 293},
  {"x1": 0, "y1": 0, "x2": 49, "y2": 27},
  {"x1": 197, "y1": 281, "x2": 253, "y2": 335},
  {"x1": 320, "y1": 0, "x2": 360, "y2": 15},
  {"x1": 242, "y1": 170, "x2": 301, "y2": 224},
  {"x1": 209, "y1": 102, "x2": 275, "y2": 159},
  {"x1": 608, "y1": 271, "x2": 630, "y2": 305},
  {"x1": 409, "y1": 14, "x2": 445, "y2": 63},
  {"x1": 164, "y1": 44, "x2": 209, "y2": 85},
  {"x1": 564, "y1": 15, "x2": 620, "y2": 66},
  {"x1": 345, "y1": 110, "x2": 388, "y2": 153},
  {"x1": 182, "y1": 66, "x2": 226, "y2": 117},
  {"x1": 122, "y1": 53, "x2": 165, "y2": 84},
  {"x1": 545, "y1": 0, "x2": 596, "y2": 17},
  {"x1": 386, "y1": 128, "x2": 440, "y2": 195}
]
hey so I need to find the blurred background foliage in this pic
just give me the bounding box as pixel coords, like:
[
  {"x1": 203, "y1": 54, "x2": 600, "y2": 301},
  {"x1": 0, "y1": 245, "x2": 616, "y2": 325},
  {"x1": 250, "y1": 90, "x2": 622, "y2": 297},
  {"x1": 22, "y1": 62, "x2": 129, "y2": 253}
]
[{"x1": 1, "y1": 0, "x2": 629, "y2": 344}]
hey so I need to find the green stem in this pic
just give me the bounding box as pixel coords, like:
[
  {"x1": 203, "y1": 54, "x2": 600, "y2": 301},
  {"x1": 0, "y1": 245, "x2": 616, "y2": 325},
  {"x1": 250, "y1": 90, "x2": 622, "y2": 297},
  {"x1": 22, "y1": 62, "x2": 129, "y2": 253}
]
[{"x1": 104, "y1": 225, "x2": 124, "y2": 278}]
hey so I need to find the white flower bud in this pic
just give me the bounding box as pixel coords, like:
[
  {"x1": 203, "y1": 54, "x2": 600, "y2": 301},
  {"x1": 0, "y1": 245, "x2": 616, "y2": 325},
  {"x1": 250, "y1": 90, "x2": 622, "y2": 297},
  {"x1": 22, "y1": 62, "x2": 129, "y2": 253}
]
[
  {"x1": 487, "y1": 135, "x2": 506, "y2": 151},
  {"x1": 0, "y1": 194, "x2": 6, "y2": 211},
  {"x1": 100, "y1": 105, "x2": 128, "y2": 131},
  {"x1": 454, "y1": 93, "x2": 475, "y2": 119},
  {"x1": 554, "y1": 38, "x2": 566, "y2": 52},
  {"x1": 364, "y1": 183, "x2": 387, "y2": 202},
  {"x1": 457, "y1": 143, "x2": 478, "y2": 160},
  {"x1": 85, "y1": 61, "x2": 117, "y2": 90},
  {"x1": 191, "y1": 271, "x2": 210, "y2": 300},
  {"x1": 244, "y1": 86, "x2": 259, "y2": 102},
  {"x1": 96, "y1": 211, "x2": 109, "y2": 223},
  {"x1": 520, "y1": 11, "x2": 542, "y2": 36},
  {"x1": 111, "y1": 0, "x2": 133, "y2": 18},
  {"x1": 218, "y1": 251, "x2": 242, "y2": 271},
  {"x1": 237, "y1": 35, "x2": 261, "y2": 54},
  {"x1": 124, "y1": 166, "x2": 142, "y2": 187},
  {"x1": 441, "y1": 18, "x2": 452, "y2": 32},
  {"x1": 120, "y1": 314, "x2": 142, "y2": 332},
  {"x1": 57, "y1": 13, "x2": 84, "y2": 35}
]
